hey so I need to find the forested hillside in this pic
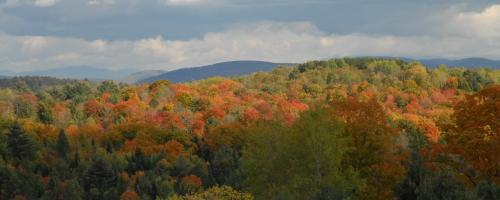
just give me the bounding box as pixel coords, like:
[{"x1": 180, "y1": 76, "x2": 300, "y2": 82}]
[
  {"x1": 140, "y1": 61, "x2": 287, "y2": 83},
  {"x1": 0, "y1": 76, "x2": 79, "y2": 91},
  {"x1": 1, "y1": 58, "x2": 499, "y2": 200},
  {"x1": 17, "y1": 66, "x2": 137, "y2": 80}
]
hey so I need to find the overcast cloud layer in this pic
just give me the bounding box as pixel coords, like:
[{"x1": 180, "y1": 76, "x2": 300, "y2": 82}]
[{"x1": 0, "y1": 0, "x2": 499, "y2": 72}]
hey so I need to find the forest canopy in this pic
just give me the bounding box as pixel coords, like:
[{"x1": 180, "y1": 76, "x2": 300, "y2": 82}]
[{"x1": 0, "y1": 58, "x2": 499, "y2": 200}]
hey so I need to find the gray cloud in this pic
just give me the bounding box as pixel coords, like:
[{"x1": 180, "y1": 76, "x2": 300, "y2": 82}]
[
  {"x1": 0, "y1": 1, "x2": 500, "y2": 72},
  {"x1": 2, "y1": 0, "x2": 494, "y2": 40},
  {"x1": 163, "y1": 0, "x2": 203, "y2": 6}
]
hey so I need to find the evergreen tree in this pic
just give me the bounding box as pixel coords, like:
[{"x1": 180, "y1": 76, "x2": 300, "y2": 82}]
[
  {"x1": 127, "y1": 148, "x2": 148, "y2": 173},
  {"x1": 41, "y1": 178, "x2": 84, "y2": 200},
  {"x1": 56, "y1": 129, "x2": 70, "y2": 160},
  {"x1": 209, "y1": 146, "x2": 243, "y2": 188},
  {"x1": 84, "y1": 156, "x2": 118, "y2": 199},
  {"x1": 416, "y1": 172, "x2": 470, "y2": 200},
  {"x1": 475, "y1": 181, "x2": 500, "y2": 200},
  {"x1": 0, "y1": 165, "x2": 14, "y2": 199},
  {"x1": 7, "y1": 123, "x2": 35, "y2": 163},
  {"x1": 69, "y1": 151, "x2": 81, "y2": 169},
  {"x1": 396, "y1": 121, "x2": 431, "y2": 200}
]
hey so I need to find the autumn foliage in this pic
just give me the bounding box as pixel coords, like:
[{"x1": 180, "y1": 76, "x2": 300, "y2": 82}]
[
  {"x1": 445, "y1": 85, "x2": 500, "y2": 184},
  {"x1": 0, "y1": 58, "x2": 499, "y2": 199}
]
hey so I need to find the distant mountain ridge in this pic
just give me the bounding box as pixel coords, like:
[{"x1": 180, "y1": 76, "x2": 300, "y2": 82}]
[
  {"x1": 1, "y1": 57, "x2": 498, "y2": 83},
  {"x1": 0, "y1": 76, "x2": 78, "y2": 91},
  {"x1": 399, "y1": 57, "x2": 500, "y2": 69},
  {"x1": 15, "y1": 66, "x2": 138, "y2": 80},
  {"x1": 139, "y1": 61, "x2": 293, "y2": 83},
  {"x1": 0, "y1": 70, "x2": 16, "y2": 77},
  {"x1": 121, "y1": 70, "x2": 167, "y2": 83},
  {"x1": 138, "y1": 58, "x2": 500, "y2": 83}
]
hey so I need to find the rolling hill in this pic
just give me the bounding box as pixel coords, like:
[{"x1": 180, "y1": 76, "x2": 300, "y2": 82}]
[
  {"x1": 0, "y1": 70, "x2": 16, "y2": 77},
  {"x1": 0, "y1": 76, "x2": 78, "y2": 91},
  {"x1": 17, "y1": 66, "x2": 138, "y2": 80},
  {"x1": 121, "y1": 70, "x2": 167, "y2": 83},
  {"x1": 403, "y1": 57, "x2": 500, "y2": 69},
  {"x1": 139, "y1": 61, "x2": 292, "y2": 83},
  {"x1": 3, "y1": 57, "x2": 498, "y2": 83}
]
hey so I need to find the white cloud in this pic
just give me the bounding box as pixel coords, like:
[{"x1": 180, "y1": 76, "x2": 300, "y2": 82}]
[
  {"x1": 22, "y1": 36, "x2": 48, "y2": 52},
  {"x1": 90, "y1": 39, "x2": 108, "y2": 52},
  {"x1": 50, "y1": 52, "x2": 81, "y2": 62},
  {"x1": 448, "y1": 4, "x2": 500, "y2": 38},
  {"x1": 1, "y1": 21, "x2": 500, "y2": 72}
]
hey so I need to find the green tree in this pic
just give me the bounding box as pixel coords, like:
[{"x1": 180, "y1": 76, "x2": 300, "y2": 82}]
[
  {"x1": 416, "y1": 172, "x2": 470, "y2": 200},
  {"x1": 243, "y1": 107, "x2": 363, "y2": 199},
  {"x1": 37, "y1": 101, "x2": 55, "y2": 124},
  {"x1": 209, "y1": 146, "x2": 243, "y2": 188},
  {"x1": 56, "y1": 129, "x2": 70, "y2": 160},
  {"x1": 7, "y1": 123, "x2": 36, "y2": 163},
  {"x1": 98, "y1": 80, "x2": 120, "y2": 103},
  {"x1": 22, "y1": 172, "x2": 46, "y2": 199},
  {"x1": 395, "y1": 121, "x2": 432, "y2": 200},
  {"x1": 475, "y1": 181, "x2": 500, "y2": 200},
  {"x1": 460, "y1": 70, "x2": 493, "y2": 91},
  {"x1": 84, "y1": 156, "x2": 118, "y2": 199},
  {"x1": 136, "y1": 172, "x2": 155, "y2": 198},
  {"x1": 98, "y1": 80, "x2": 119, "y2": 94},
  {"x1": 62, "y1": 81, "x2": 93, "y2": 103},
  {"x1": 157, "y1": 178, "x2": 176, "y2": 199},
  {"x1": 0, "y1": 165, "x2": 14, "y2": 199},
  {"x1": 13, "y1": 97, "x2": 34, "y2": 118},
  {"x1": 41, "y1": 179, "x2": 84, "y2": 200},
  {"x1": 175, "y1": 185, "x2": 253, "y2": 200}
]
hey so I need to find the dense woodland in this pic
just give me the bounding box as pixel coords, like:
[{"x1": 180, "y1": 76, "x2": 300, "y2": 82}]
[
  {"x1": 0, "y1": 58, "x2": 499, "y2": 200},
  {"x1": 0, "y1": 77, "x2": 79, "y2": 92}
]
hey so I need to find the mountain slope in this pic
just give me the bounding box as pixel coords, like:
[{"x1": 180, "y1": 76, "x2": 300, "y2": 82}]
[
  {"x1": 139, "y1": 61, "x2": 291, "y2": 83},
  {"x1": 0, "y1": 69, "x2": 16, "y2": 77},
  {"x1": 19, "y1": 66, "x2": 138, "y2": 80},
  {"x1": 403, "y1": 57, "x2": 500, "y2": 69},
  {"x1": 0, "y1": 76, "x2": 78, "y2": 91},
  {"x1": 121, "y1": 70, "x2": 166, "y2": 83}
]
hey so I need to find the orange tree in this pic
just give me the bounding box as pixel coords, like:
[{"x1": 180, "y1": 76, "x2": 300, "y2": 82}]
[
  {"x1": 444, "y1": 85, "x2": 500, "y2": 184},
  {"x1": 331, "y1": 97, "x2": 405, "y2": 200}
]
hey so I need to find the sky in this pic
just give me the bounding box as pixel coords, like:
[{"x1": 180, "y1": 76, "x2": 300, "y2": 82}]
[{"x1": 0, "y1": 0, "x2": 500, "y2": 72}]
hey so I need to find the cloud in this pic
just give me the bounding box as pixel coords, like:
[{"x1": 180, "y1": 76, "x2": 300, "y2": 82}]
[
  {"x1": 1, "y1": 0, "x2": 58, "y2": 7},
  {"x1": 34, "y1": 0, "x2": 57, "y2": 7},
  {"x1": 50, "y1": 52, "x2": 81, "y2": 62},
  {"x1": 2, "y1": 21, "x2": 500, "y2": 73},
  {"x1": 22, "y1": 36, "x2": 48, "y2": 52},
  {"x1": 450, "y1": 4, "x2": 500, "y2": 38},
  {"x1": 88, "y1": 0, "x2": 116, "y2": 6},
  {"x1": 164, "y1": 0, "x2": 203, "y2": 6}
]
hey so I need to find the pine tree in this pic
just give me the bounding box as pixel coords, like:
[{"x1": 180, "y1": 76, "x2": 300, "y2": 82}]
[
  {"x1": 7, "y1": 123, "x2": 35, "y2": 163},
  {"x1": 0, "y1": 165, "x2": 14, "y2": 199},
  {"x1": 56, "y1": 129, "x2": 70, "y2": 160},
  {"x1": 84, "y1": 156, "x2": 117, "y2": 199}
]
